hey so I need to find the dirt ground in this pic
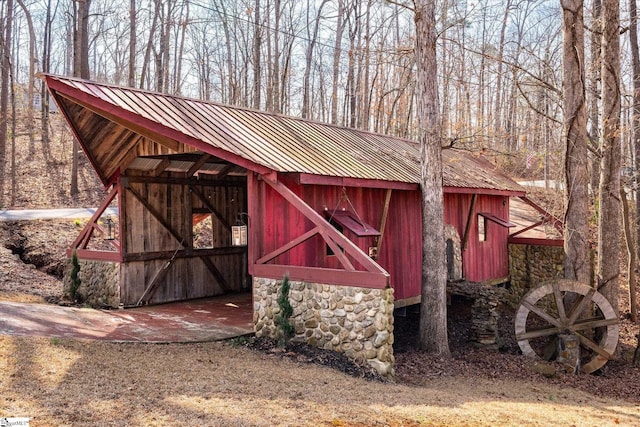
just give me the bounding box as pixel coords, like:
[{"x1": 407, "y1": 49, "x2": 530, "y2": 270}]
[
  {"x1": 2, "y1": 118, "x2": 640, "y2": 425},
  {"x1": 2, "y1": 221, "x2": 640, "y2": 426}
]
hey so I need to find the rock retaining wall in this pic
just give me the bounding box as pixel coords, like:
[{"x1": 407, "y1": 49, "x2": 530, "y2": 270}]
[
  {"x1": 63, "y1": 258, "x2": 120, "y2": 307},
  {"x1": 448, "y1": 280, "x2": 506, "y2": 350},
  {"x1": 508, "y1": 244, "x2": 564, "y2": 304},
  {"x1": 253, "y1": 277, "x2": 395, "y2": 376}
]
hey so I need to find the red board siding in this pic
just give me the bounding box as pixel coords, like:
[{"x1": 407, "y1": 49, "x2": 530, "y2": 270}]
[
  {"x1": 249, "y1": 174, "x2": 510, "y2": 301},
  {"x1": 251, "y1": 176, "x2": 422, "y2": 299},
  {"x1": 444, "y1": 193, "x2": 510, "y2": 282}
]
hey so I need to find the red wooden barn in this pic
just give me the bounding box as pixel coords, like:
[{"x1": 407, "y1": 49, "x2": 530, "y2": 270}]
[{"x1": 42, "y1": 75, "x2": 525, "y2": 309}]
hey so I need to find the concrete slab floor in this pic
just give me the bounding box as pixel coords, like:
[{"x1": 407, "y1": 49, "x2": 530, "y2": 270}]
[{"x1": 0, "y1": 293, "x2": 254, "y2": 343}]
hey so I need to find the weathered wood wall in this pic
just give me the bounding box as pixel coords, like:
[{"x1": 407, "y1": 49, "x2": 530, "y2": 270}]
[{"x1": 119, "y1": 172, "x2": 249, "y2": 306}]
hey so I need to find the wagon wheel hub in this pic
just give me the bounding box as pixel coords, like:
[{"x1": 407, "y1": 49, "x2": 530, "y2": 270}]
[{"x1": 514, "y1": 279, "x2": 619, "y2": 374}]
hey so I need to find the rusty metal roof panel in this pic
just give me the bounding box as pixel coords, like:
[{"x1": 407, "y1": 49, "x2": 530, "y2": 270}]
[{"x1": 45, "y1": 75, "x2": 524, "y2": 193}]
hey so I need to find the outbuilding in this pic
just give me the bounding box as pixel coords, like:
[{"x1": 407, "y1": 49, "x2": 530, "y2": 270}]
[{"x1": 44, "y1": 75, "x2": 529, "y2": 374}]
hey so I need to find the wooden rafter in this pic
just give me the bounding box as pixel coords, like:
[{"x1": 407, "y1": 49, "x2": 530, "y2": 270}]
[
  {"x1": 186, "y1": 153, "x2": 211, "y2": 177},
  {"x1": 152, "y1": 157, "x2": 171, "y2": 176},
  {"x1": 214, "y1": 163, "x2": 235, "y2": 181}
]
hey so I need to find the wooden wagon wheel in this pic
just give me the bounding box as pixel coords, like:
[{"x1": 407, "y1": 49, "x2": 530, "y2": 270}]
[{"x1": 514, "y1": 279, "x2": 619, "y2": 374}]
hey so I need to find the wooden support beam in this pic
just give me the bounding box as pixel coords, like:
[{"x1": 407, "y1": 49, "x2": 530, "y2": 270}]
[
  {"x1": 190, "y1": 185, "x2": 233, "y2": 231},
  {"x1": 200, "y1": 256, "x2": 231, "y2": 292},
  {"x1": 508, "y1": 237, "x2": 564, "y2": 247},
  {"x1": 321, "y1": 230, "x2": 355, "y2": 271},
  {"x1": 509, "y1": 220, "x2": 544, "y2": 238},
  {"x1": 256, "y1": 226, "x2": 321, "y2": 264},
  {"x1": 214, "y1": 163, "x2": 235, "y2": 180},
  {"x1": 261, "y1": 176, "x2": 389, "y2": 282},
  {"x1": 375, "y1": 189, "x2": 393, "y2": 258},
  {"x1": 123, "y1": 246, "x2": 245, "y2": 262},
  {"x1": 67, "y1": 248, "x2": 122, "y2": 262},
  {"x1": 137, "y1": 258, "x2": 176, "y2": 305},
  {"x1": 253, "y1": 264, "x2": 389, "y2": 289},
  {"x1": 519, "y1": 196, "x2": 564, "y2": 234},
  {"x1": 126, "y1": 175, "x2": 246, "y2": 186},
  {"x1": 126, "y1": 185, "x2": 186, "y2": 247},
  {"x1": 461, "y1": 193, "x2": 477, "y2": 251},
  {"x1": 69, "y1": 185, "x2": 119, "y2": 250},
  {"x1": 118, "y1": 178, "x2": 128, "y2": 255}
]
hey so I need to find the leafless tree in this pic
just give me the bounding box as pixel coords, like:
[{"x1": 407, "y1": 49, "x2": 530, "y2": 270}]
[
  {"x1": 597, "y1": 0, "x2": 621, "y2": 315},
  {"x1": 561, "y1": 0, "x2": 590, "y2": 284},
  {"x1": 415, "y1": 0, "x2": 450, "y2": 356}
]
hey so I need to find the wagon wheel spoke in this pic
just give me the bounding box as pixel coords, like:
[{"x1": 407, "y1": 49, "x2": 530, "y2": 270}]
[
  {"x1": 516, "y1": 280, "x2": 619, "y2": 374},
  {"x1": 552, "y1": 282, "x2": 567, "y2": 323},
  {"x1": 575, "y1": 331, "x2": 612, "y2": 360},
  {"x1": 567, "y1": 287, "x2": 596, "y2": 325},
  {"x1": 516, "y1": 325, "x2": 561, "y2": 341},
  {"x1": 521, "y1": 299, "x2": 562, "y2": 328},
  {"x1": 569, "y1": 317, "x2": 618, "y2": 332}
]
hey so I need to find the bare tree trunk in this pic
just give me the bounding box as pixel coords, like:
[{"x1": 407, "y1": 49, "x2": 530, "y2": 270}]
[
  {"x1": 621, "y1": 187, "x2": 637, "y2": 321},
  {"x1": 161, "y1": 0, "x2": 171, "y2": 93},
  {"x1": 129, "y1": 0, "x2": 136, "y2": 87},
  {"x1": 10, "y1": 57, "x2": 15, "y2": 206},
  {"x1": 71, "y1": 0, "x2": 90, "y2": 198},
  {"x1": 630, "y1": 0, "x2": 640, "y2": 283},
  {"x1": 346, "y1": 1, "x2": 358, "y2": 128},
  {"x1": 598, "y1": 0, "x2": 621, "y2": 315},
  {"x1": 361, "y1": 0, "x2": 372, "y2": 130},
  {"x1": 415, "y1": 0, "x2": 450, "y2": 356},
  {"x1": 493, "y1": 0, "x2": 512, "y2": 144},
  {"x1": 0, "y1": 0, "x2": 14, "y2": 207},
  {"x1": 301, "y1": 0, "x2": 327, "y2": 119},
  {"x1": 41, "y1": 0, "x2": 53, "y2": 162},
  {"x1": 140, "y1": 1, "x2": 159, "y2": 90},
  {"x1": 253, "y1": 0, "x2": 261, "y2": 109},
  {"x1": 331, "y1": 0, "x2": 345, "y2": 125},
  {"x1": 561, "y1": 0, "x2": 590, "y2": 284},
  {"x1": 174, "y1": 1, "x2": 188, "y2": 95},
  {"x1": 589, "y1": 0, "x2": 602, "y2": 203},
  {"x1": 16, "y1": 0, "x2": 36, "y2": 155}
]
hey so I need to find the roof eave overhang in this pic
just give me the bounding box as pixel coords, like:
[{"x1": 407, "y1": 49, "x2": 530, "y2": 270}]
[
  {"x1": 295, "y1": 172, "x2": 418, "y2": 190},
  {"x1": 42, "y1": 74, "x2": 273, "y2": 184},
  {"x1": 444, "y1": 186, "x2": 526, "y2": 197}
]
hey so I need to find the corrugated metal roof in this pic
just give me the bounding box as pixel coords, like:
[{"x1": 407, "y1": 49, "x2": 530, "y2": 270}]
[{"x1": 44, "y1": 75, "x2": 524, "y2": 194}]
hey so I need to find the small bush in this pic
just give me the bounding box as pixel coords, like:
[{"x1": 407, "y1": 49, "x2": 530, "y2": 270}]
[
  {"x1": 275, "y1": 275, "x2": 294, "y2": 343},
  {"x1": 69, "y1": 250, "x2": 82, "y2": 302}
]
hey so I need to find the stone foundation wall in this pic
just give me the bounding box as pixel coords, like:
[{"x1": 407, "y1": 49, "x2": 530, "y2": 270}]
[
  {"x1": 253, "y1": 277, "x2": 395, "y2": 376},
  {"x1": 508, "y1": 244, "x2": 564, "y2": 303},
  {"x1": 63, "y1": 258, "x2": 120, "y2": 307}
]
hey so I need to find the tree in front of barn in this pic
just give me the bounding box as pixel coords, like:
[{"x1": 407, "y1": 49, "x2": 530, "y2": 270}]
[{"x1": 414, "y1": 0, "x2": 450, "y2": 356}]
